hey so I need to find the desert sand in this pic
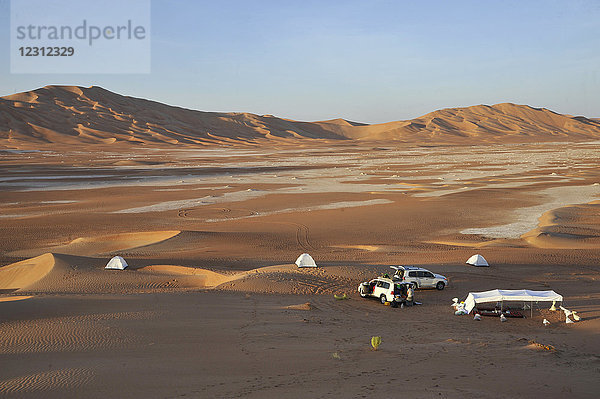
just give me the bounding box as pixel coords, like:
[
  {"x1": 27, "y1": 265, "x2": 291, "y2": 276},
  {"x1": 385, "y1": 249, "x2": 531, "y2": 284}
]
[
  {"x1": 0, "y1": 87, "x2": 599, "y2": 398},
  {"x1": 3, "y1": 85, "x2": 600, "y2": 148}
]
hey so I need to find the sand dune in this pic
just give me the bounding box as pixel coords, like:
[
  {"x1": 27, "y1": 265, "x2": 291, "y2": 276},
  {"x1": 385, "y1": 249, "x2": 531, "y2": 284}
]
[
  {"x1": 345, "y1": 103, "x2": 600, "y2": 142},
  {"x1": 0, "y1": 253, "x2": 359, "y2": 295},
  {"x1": 0, "y1": 295, "x2": 32, "y2": 302},
  {"x1": 0, "y1": 253, "x2": 93, "y2": 293},
  {"x1": 522, "y1": 202, "x2": 600, "y2": 249},
  {"x1": 2, "y1": 85, "x2": 600, "y2": 148},
  {"x1": 8, "y1": 230, "x2": 180, "y2": 257},
  {"x1": 138, "y1": 263, "x2": 351, "y2": 294},
  {"x1": 137, "y1": 264, "x2": 232, "y2": 288},
  {"x1": 0, "y1": 253, "x2": 56, "y2": 290}
]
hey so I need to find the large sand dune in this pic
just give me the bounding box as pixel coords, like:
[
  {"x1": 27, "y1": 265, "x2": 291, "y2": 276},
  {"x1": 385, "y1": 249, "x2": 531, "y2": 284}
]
[
  {"x1": 0, "y1": 253, "x2": 56, "y2": 291},
  {"x1": 2, "y1": 85, "x2": 600, "y2": 148}
]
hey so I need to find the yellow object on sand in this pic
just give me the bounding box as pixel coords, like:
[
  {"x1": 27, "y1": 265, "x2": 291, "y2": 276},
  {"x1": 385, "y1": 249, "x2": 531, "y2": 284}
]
[
  {"x1": 371, "y1": 336, "x2": 382, "y2": 350},
  {"x1": 333, "y1": 293, "x2": 348, "y2": 300}
]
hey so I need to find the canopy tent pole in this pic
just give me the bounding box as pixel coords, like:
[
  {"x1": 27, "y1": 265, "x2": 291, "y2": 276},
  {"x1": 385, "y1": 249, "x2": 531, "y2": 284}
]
[{"x1": 531, "y1": 301, "x2": 533, "y2": 318}]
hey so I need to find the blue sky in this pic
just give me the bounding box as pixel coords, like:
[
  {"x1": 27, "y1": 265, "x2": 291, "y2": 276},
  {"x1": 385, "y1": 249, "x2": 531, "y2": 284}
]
[{"x1": 1, "y1": 0, "x2": 599, "y2": 123}]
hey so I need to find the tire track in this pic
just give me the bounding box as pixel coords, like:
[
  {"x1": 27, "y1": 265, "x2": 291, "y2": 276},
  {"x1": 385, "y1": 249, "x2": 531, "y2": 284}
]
[
  {"x1": 178, "y1": 206, "x2": 252, "y2": 221},
  {"x1": 232, "y1": 220, "x2": 316, "y2": 252},
  {"x1": 313, "y1": 281, "x2": 346, "y2": 295},
  {"x1": 269, "y1": 221, "x2": 315, "y2": 252},
  {"x1": 295, "y1": 223, "x2": 315, "y2": 251}
]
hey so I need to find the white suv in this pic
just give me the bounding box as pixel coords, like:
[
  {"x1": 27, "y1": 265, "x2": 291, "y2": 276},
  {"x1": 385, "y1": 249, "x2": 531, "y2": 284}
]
[
  {"x1": 392, "y1": 266, "x2": 448, "y2": 290},
  {"x1": 358, "y1": 277, "x2": 413, "y2": 307}
]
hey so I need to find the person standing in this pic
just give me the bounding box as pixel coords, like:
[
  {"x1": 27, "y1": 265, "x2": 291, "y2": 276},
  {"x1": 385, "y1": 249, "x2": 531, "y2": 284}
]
[{"x1": 406, "y1": 284, "x2": 414, "y2": 306}]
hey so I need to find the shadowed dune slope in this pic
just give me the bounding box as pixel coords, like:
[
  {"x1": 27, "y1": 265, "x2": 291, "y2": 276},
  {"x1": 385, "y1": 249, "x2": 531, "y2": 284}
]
[{"x1": 2, "y1": 85, "x2": 600, "y2": 147}]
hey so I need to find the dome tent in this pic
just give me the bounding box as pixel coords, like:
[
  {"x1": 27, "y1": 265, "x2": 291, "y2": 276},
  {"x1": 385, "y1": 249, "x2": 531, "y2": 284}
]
[
  {"x1": 466, "y1": 254, "x2": 489, "y2": 267},
  {"x1": 105, "y1": 256, "x2": 128, "y2": 270},
  {"x1": 295, "y1": 253, "x2": 317, "y2": 268}
]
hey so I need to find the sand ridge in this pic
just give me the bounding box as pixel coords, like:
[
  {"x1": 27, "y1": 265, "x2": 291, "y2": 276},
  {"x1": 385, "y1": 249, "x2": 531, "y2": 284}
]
[
  {"x1": 137, "y1": 264, "x2": 233, "y2": 288},
  {"x1": 8, "y1": 230, "x2": 181, "y2": 257},
  {"x1": 0, "y1": 295, "x2": 33, "y2": 302},
  {"x1": 522, "y1": 202, "x2": 600, "y2": 249},
  {"x1": 0, "y1": 253, "x2": 56, "y2": 290},
  {"x1": 2, "y1": 86, "x2": 600, "y2": 149},
  {"x1": 0, "y1": 254, "x2": 362, "y2": 295}
]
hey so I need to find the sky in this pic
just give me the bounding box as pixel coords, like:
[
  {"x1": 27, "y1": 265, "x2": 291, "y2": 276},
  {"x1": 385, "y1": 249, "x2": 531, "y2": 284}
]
[{"x1": 1, "y1": 0, "x2": 599, "y2": 123}]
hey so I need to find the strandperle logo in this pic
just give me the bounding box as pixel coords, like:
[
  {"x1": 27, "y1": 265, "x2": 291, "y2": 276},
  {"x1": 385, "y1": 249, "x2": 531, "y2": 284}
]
[
  {"x1": 15, "y1": 19, "x2": 147, "y2": 46},
  {"x1": 10, "y1": 0, "x2": 150, "y2": 74}
]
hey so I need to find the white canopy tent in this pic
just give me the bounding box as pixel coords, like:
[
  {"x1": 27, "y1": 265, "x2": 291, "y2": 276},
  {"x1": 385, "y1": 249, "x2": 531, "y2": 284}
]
[
  {"x1": 105, "y1": 256, "x2": 128, "y2": 270},
  {"x1": 466, "y1": 254, "x2": 489, "y2": 267},
  {"x1": 295, "y1": 253, "x2": 317, "y2": 268},
  {"x1": 464, "y1": 289, "x2": 563, "y2": 314}
]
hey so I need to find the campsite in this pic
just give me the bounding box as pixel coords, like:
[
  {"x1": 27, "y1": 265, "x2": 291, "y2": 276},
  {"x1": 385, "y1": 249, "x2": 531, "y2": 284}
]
[
  {"x1": 2, "y1": 1, "x2": 600, "y2": 396},
  {"x1": 1, "y1": 142, "x2": 599, "y2": 398}
]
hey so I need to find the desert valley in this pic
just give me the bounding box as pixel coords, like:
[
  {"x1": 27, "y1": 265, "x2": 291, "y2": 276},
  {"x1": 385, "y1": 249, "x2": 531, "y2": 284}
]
[{"x1": 0, "y1": 85, "x2": 599, "y2": 398}]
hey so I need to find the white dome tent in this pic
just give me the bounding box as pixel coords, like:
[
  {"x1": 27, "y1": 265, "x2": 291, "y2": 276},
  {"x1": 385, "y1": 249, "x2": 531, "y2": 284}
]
[
  {"x1": 105, "y1": 256, "x2": 128, "y2": 270},
  {"x1": 295, "y1": 253, "x2": 317, "y2": 268},
  {"x1": 466, "y1": 254, "x2": 489, "y2": 267}
]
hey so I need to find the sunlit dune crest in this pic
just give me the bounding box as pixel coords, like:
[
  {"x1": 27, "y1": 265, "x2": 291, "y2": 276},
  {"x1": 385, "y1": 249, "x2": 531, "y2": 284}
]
[{"x1": 2, "y1": 85, "x2": 600, "y2": 148}]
